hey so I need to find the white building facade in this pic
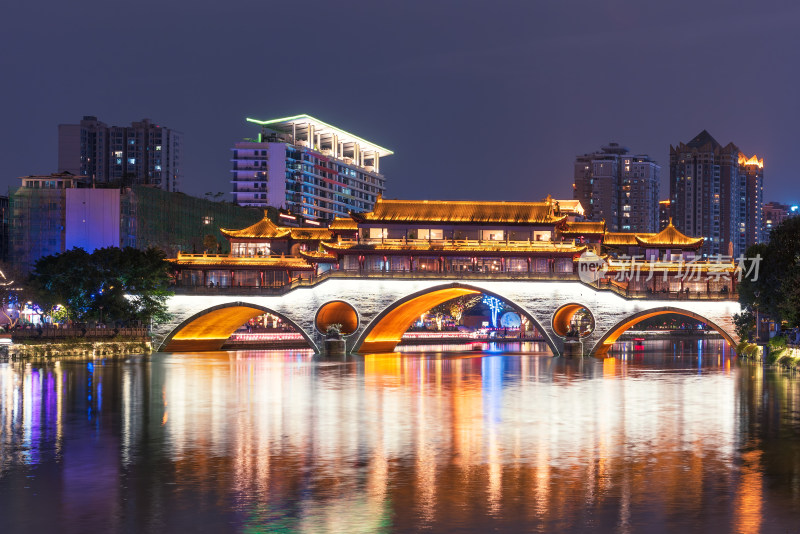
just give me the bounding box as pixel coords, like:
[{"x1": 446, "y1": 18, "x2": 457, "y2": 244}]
[{"x1": 231, "y1": 115, "x2": 392, "y2": 221}]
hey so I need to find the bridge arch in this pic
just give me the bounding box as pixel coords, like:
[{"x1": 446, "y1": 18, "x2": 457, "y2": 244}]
[
  {"x1": 551, "y1": 303, "x2": 596, "y2": 338},
  {"x1": 315, "y1": 300, "x2": 359, "y2": 335},
  {"x1": 159, "y1": 301, "x2": 317, "y2": 352},
  {"x1": 589, "y1": 306, "x2": 736, "y2": 357},
  {"x1": 352, "y1": 282, "x2": 559, "y2": 355}
]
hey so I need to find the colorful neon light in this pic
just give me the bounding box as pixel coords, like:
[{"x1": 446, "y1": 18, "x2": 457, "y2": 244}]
[{"x1": 482, "y1": 296, "x2": 503, "y2": 328}]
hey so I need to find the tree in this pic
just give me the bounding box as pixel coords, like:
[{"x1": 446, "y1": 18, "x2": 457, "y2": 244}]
[
  {"x1": 733, "y1": 310, "x2": 756, "y2": 341},
  {"x1": 430, "y1": 294, "x2": 481, "y2": 325},
  {"x1": 203, "y1": 234, "x2": 218, "y2": 253},
  {"x1": 738, "y1": 217, "x2": 800, "y2": 327},
  {"x1": 0, "y1": 262, "x2": 35, "y2": 328},
  {"x1": 448, "y1": 295, "x2": 481, "y2": 324},
  {"x1": 30, "y1": 247, "x2": 173, "y2": 325}
]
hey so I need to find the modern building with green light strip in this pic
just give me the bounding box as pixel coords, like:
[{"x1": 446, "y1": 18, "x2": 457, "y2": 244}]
[{"x1": 231, "y1": 115, "x2": 393, "y2": 221}]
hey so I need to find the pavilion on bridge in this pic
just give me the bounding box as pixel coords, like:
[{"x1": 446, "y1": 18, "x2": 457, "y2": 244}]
[{"x1": 169, "y1": 196, "x2": 735, "y2": 296}]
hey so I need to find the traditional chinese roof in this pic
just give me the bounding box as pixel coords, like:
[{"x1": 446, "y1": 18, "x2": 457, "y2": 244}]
[
  {"x1": 554, "y1": 199, "x2": 585, "y2": 217},
  {"x1": 221, "y1": 213, "x2": 289, "y2": 239},
  {"x1": 322, "y1": 239, "x2": 586, "y2": 256},
  {"x1": 350, "y1": 197, "x2": 567, "y2": 225},
  {"x1": 220, "y1": 211, "x2": 332, "y2": 240},
  {"x1": 635, "y1": 220, "x2": 704, "y2": 248},
  {"x1": 171, "y1": 253, "x2": 314, "y2": 270},
  {"x1": 328, "y1": 217, "x2": 358, "y2": 231},
  {"x1": 603, "y1": 232, "x2": 647, "y2": 246},
  {"x1": 288, "y1": 227, "x2": 333, "y2": 240},
  {"x1": 560, "y1": 221, "x2": 606, "y2": 235},
  {"x1": 299, "y1": 250, "x2": 339, "y2": 263}
]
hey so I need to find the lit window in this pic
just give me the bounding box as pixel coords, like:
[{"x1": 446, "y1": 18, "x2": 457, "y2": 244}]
[{"x1": 369, "y1": 227, "x2": 388, "y2": 239}]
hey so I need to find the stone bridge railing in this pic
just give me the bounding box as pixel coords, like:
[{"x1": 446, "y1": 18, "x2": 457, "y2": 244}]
[{"x1": 170, "y1": 269, "x2": 739, "y2": 302}]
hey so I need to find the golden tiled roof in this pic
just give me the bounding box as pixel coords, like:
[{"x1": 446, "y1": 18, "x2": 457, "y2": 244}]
[
  {"x1": 351, "y1": 198, "x2": 566, "y2": 225},
  {"x1": 635, "y1": 221, "x2": 704, "y2": 248},
  {"x1": 299, "y1": 250, "x2": 338, "y2": 262},
  {"x1": 220, "y1": 211, "x2": 332, "y2": 240},
  {"x1": 172, "y1": 253, "x2": 314, "y2": 269},
  {"x1": 560, "y1": 221, "x2": 606, "y2": 234},
  {"x1": 554, "y1": 199, "x2": 585, "y2": 216},
  {"x1": 220, "y1": 213, "x2": 289, "y2": 239},
  {"x1": 603, "y1": 232, "x2": 646, "y2": 246},
  {"x1": 322, "y1": 239, "x2": 586, "y2": 255},
  {"x1": 288, "y1": 228, "x2": 333, "y2": 240},
  {"x1": 328, "y1": 217, "x2": 358, "y2": 231}
]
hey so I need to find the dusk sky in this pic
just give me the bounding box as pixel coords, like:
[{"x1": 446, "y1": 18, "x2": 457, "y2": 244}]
[{"x1": 3, "y1": 0, "x2": 799, "y2": 204}]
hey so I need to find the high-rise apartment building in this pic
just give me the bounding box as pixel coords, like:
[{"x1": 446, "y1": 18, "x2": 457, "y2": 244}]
[
  {"x1": 763, "y1": 201, "x2": 798, "y2": 237},
  {"x1": 230, "y1": 115, "x2": 392, "y2": 220},
  {"x1": 573, "y1": 143, "x2": 660, "y2": 233},
  {"x1": 658, "y1": 200, "x2": 671, "y2": 230},
  {"x1": 669, "y1": 130, "x2": 764, "y2": 257},
  {"x1": 738, "y1": 154, "x2": 764, "y2": 252},
  {"x1": 58, "y1": 116, "x2": 182, "y2": 192}
]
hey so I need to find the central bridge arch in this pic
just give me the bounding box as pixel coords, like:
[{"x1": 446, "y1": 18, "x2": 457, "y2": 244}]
[
  {"x1": 589, "y1": 306, "x2": 737, "y2": 357},
  {"x1": 352, "y1": 283, "x2": 559, "y2": 355},
  {"x1": 159, "y1": 302, "x2": 317, "y2": 352}
]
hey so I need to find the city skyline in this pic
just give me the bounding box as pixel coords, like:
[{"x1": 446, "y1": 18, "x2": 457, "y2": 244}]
[{"x1": 2, "y1": 1, "x2": 799, "y2": 205}]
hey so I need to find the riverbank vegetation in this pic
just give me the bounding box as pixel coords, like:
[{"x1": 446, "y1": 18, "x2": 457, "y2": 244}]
[
  {"x1": 2, "y1": 247, "x2": 173, "y2": 329},
  {"x1": 735, "y1": 216, "x2": 800, "y2": 346}
]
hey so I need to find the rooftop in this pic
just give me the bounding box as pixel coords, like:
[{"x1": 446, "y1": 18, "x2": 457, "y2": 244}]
[
  {"x1": 603, "y1": 221, "x2": 703, "y2": 249},
  {"x1": 635, "y1": 220, "x2": 704, "y2": 248},
  {"x1": 221, "y1": 212, "x2": 333, "y2": 240},
  {"x1": 246, "y1": 114, "x2": 394, "y2": 158},
  {"x1": 351, "y1": 197, "x2": 567, "y2": 225},
  {"x1": 686, "y1": 129, "x2": 721, "y2": 150}
]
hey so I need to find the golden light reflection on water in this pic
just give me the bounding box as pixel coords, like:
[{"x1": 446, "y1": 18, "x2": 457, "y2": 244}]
[{"x1": 0, "y1": 342, "x2": 798, "y2": 532}]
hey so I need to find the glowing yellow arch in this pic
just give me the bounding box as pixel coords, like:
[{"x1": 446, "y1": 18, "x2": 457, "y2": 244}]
[
  {"x1": 353, "y1": 284, "x2": 559, "y2": 355},
  {"x1": 161, "y1": 303, "x2": 315, "y2": 352},
  {"x1": 590, "y1": 307, "x2": 736, "y2": 356}
]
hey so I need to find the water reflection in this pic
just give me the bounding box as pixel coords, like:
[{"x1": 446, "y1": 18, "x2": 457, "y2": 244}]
[{"x1": 1, "y1": 341, "x2": 800, "y2": 532}]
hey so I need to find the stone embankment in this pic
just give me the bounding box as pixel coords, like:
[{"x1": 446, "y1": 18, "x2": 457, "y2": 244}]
[{"x1": 5, "y1": 338, "x2": 151, "y2": 360}]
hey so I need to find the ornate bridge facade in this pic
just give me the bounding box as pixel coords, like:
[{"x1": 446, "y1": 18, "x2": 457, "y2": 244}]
[{"x1": 153, "y1": 272, "x2": 741, "y2": 357}]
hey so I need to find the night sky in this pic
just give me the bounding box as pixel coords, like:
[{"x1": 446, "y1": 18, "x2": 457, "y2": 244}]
[{"x1": 3, "y1": 0, "x2": 799, "y2": 204}]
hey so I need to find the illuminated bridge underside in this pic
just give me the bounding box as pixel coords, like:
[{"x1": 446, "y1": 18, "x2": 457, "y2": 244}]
[
  {"x1": 357, "y1": 288, "x2": 480, "y2": 353},
  {"x1": 164, "y1": 306, "x2": 311, "y2": 352},
  {"x1": 591, "y1": 307, "x2": 737, "y2": 356},
  {"x1": 155, "y1": 278, "x2": 741, "y2": 356}
]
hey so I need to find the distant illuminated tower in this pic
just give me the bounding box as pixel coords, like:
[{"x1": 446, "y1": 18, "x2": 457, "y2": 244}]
[
  {"x1": 738, "y1": 154, "x2": 764, "y2": 251},
  {"x1": 669, "y1": 130, "x2": 764, "y2": 257}
]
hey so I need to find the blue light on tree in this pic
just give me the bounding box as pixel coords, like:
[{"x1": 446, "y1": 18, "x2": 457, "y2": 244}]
[{"x1": 482, "y1": 295, "x2": 503, "y2": 327}]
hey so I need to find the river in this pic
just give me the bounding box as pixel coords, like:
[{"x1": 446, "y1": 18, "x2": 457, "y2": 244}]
[{"x1": 1, "y1": 340, "x2": 799, "y2": 532}]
